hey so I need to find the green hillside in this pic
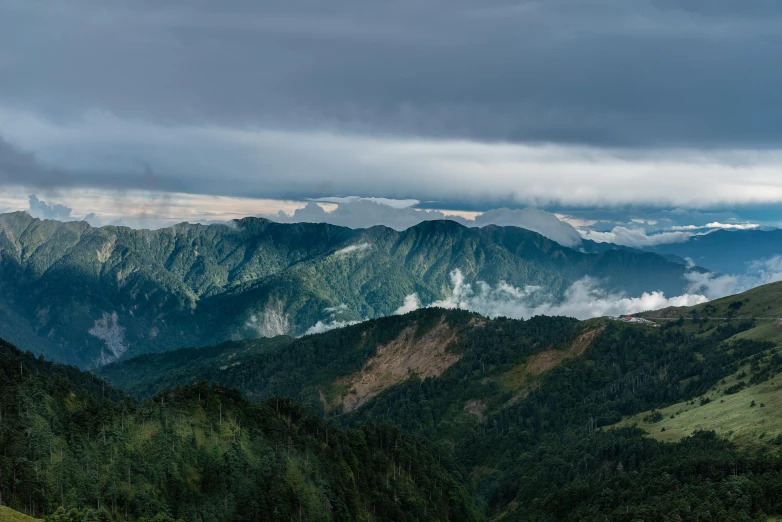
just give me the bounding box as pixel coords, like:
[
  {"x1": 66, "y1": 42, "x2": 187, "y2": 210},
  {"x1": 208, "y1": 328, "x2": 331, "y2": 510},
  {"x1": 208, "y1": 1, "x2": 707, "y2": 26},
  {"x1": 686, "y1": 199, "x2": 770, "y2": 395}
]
[
  {"x1": 0, "y1": 212, "x2": 699, "y2": 367},
  {"x1": 97, "y1": 308, "x2": 583, "y2": 410},
  {"x1": 0, "y1": 506, "x2": 40, "y2": 522},
  {"x1": 99, "y1": 302, "x2": 782, "y2": 520},
  {"x1": 617, "y1": 368, "x2": 782, "y2": 446},
  {"x1": 0, "y1": 339, "x2": 481, "y2": 522},
  {"x1": 615, "y1": 281, "x2": 782, "y2": 447},
  {"x1": 642, "y1": 280, "x2": 782, "y2": 343}
]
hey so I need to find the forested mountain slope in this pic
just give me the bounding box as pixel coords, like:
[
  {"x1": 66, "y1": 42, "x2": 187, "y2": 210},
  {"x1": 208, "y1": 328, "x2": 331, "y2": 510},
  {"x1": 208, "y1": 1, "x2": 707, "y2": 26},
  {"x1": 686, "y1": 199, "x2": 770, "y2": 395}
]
[
  {"x1": 0, "y1": 338, "x2": 481, "y2": 522},
  {"x1": 615, "y1": 281, "x2": 782, "y2": 446},
  {"x1": 0, "y1": 212, "x2": 698, "y2": 367},
  {"x1": 96, "y1": 309, "x2": 582, "y2": 408},
  {"x1": 100, "y1": 300, "x2": 782, "y2": 520}
]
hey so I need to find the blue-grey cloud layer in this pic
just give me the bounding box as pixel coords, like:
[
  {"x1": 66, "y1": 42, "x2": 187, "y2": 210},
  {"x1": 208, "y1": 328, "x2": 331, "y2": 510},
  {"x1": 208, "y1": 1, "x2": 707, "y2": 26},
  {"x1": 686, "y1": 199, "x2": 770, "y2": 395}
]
[{"x1": 3, "y1": 0, "x2": 782, "y2": 148}]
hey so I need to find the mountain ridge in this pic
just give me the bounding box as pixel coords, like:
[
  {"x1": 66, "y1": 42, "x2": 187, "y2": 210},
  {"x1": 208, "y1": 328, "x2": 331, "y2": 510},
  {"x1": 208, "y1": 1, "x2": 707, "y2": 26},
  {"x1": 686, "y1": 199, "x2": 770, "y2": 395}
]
[{"x1": 0, "y1": 211, "x2": 701, "y2": 367}]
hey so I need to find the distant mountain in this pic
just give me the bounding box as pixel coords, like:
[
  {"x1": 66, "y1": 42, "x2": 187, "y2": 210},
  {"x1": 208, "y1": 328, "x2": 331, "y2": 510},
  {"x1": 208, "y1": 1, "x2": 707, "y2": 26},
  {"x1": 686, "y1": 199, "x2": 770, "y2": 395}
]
[
  {"x1": 649, "y1": 228, "x2": 782, "y2": 273},
  {"x1": 0, "y1": 211, "x2": 699, "y2": 367}
]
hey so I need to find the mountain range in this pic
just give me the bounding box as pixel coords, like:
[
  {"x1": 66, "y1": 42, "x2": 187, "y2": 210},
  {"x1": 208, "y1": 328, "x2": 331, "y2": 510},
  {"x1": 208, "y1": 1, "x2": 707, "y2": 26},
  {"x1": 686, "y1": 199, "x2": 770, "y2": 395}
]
[{"x1": 0, "y1": 211, "x2": 700, "y2": 368}]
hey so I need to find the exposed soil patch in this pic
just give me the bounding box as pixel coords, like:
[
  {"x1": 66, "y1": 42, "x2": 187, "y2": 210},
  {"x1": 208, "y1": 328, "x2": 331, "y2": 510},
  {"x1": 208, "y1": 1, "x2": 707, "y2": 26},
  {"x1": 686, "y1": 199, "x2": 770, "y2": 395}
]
[
  {"x1": 527, "y1": 325, "x2": 605, "y2": 376},
  {"x1": 338, "y1": 315, "x2": 461, "y2": 412},
  {"x1": 504, "y1": 325, "x2": 606, "y2": 405}
]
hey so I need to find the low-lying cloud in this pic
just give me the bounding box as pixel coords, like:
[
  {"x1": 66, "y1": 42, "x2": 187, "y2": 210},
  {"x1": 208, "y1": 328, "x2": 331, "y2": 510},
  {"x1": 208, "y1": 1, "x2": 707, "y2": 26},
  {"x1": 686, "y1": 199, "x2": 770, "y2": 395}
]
[
  {"x1": 685, "y1": 255, "x2": 782, "y2": 299},
  {"x1": 304, "y1": 319, "x2": 361, "y2": 336},
  {"x1": 671, "y1": 222, "x2": 761, "y2": 231},
  {"x1": 396, "y1": 269, "x2": 708, "y2": 321},
  {"x1": 394, "y1": 294, "x2": 421, "y2": 315},
  {"x1": 579, "y1": 220, "x2": 767, "y2": 248},
  {"x1": 334, "y1": 242, "x2": 373, "y2": 256},
  {"x1": 580, "y1": 226, "x2": 695, "y2": 248}
]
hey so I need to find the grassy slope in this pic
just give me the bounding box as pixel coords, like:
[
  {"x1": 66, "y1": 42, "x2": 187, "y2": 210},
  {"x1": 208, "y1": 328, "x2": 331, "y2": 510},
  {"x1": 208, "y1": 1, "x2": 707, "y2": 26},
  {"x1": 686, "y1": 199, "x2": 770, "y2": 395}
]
[
  {"x1": 622, "y1": 281, "x2": 782, "y2": 446},
  {"x1": 0, "y1": 506, "x2": 40, "y2": 522},
  {"x1": 643, "y1": 280, "x2": 782, "y2": 343},
  {"x1": 617, "y1": 368, "x2": 782, "y2": 446}
]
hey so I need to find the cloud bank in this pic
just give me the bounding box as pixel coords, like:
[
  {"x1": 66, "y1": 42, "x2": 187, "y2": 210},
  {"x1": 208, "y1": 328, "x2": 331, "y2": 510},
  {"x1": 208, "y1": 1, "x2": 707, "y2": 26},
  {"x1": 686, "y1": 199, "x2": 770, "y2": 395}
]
[
  {"x1": 7, "y1": 113, "x2": 782, "y2": 211},
  {"x1": 27, "y1": 194, "x2": 74, "y2": 221},
  {"x1": 4, "y1": 0, "x2": 782, "y2": 149},
  {"x1": 685, "y1": 256, "x2": 782, "y2": 300},
  {"x1": 304, "y1": 257, "x2": 782, "y2": 335},
  {"x1": 304, "y1": 319, "x2": 361, "y2": 336},
  {"x1": 580, "y1": 227, "x2": 696, "y2": 248},
  {"x1": 4, "y1": 0, "x2": 782, "y2": 220},
  {"x1": 397, "y1": 269, "x2": 709, "y2": 321},
  {"x1": 272, "y1": 200, "x2": 584, "y2": 247}
]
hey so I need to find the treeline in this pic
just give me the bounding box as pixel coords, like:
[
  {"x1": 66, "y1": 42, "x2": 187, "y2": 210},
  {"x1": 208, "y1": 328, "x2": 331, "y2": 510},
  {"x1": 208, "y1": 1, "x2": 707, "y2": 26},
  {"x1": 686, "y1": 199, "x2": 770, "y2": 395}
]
[{"x1": 494, "y1": 428, "x2": 782, "y2": 521}]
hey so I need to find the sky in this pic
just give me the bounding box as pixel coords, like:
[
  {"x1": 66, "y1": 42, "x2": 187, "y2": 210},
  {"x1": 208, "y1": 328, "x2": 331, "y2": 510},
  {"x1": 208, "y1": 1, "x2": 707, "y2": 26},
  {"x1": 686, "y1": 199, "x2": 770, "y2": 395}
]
[{"x1": 2, "y1": 0, "x2": 782, "y2": 241}]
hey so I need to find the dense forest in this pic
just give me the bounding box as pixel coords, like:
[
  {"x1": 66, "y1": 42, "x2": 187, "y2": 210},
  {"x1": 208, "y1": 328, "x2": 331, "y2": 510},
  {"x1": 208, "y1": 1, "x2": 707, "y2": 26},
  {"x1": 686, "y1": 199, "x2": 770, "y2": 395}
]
[
  {"x1": 0, "y1": 339, "x2": 480, "y2": 521},
  {"x1": 99, "y1": 308, "x2": 782, "y2": 520}
]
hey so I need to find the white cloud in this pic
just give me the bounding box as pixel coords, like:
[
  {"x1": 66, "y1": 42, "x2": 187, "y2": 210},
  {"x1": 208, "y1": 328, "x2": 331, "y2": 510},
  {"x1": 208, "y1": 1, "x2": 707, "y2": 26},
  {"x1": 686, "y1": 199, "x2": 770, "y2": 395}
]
[
  {"x1": 27, "y1": 194, "x2": 74, "y2": 221},
  {"x1": 670, "y1": 222, "x2": 760, "y2": 231},
  {"x1": 429, "y1": 269, "x2": 469, "y2": 309},
  {"x1": 403, "y1": 268, "x2": 708, "y2": 321},
  {"x1": 531, "y1": 279, "x2": 708, "y2": 319},
  {"x1": 303, "y1": 319, "x2": 361, "y2": 335},
  {"x1": 314, "y1": 196, "x2": 420, "y2": 209},
  {"x1": 323, "y1": 303, "x2": 349, "y2": 314},
  {"x1": 685, "y1": 255, "x2": 782, "y2": 299},
  {"x1": 394, "y1": 293, "x2": 421, "y2": 315},
  {"x1": 334, "y1": 242, "x2": 373, "y2": 256},
  {"x1": 580, "y1": 226, "x2": 695, "y2": 247},
  {"x1": 705, "y1": 222, "x2": 761, "y2": 230}
]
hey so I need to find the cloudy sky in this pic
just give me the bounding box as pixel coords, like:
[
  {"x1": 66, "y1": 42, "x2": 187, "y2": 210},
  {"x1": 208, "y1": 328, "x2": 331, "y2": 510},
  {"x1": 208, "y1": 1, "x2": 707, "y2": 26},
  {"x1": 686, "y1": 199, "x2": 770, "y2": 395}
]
[{"x1": 2, "y1": 0, "x2": 782, "y2": 238}]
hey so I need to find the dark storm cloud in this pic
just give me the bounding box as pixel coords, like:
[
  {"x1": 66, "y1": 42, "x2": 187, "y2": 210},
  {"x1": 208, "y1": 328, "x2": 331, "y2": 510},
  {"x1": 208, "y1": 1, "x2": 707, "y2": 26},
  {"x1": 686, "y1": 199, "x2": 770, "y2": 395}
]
[
  {"x1": 2, "y1": 0, "x2": 782, "y2": 148},
  {"x1": 0, "y1": 135, "x2": 185, "y2": 194}
]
